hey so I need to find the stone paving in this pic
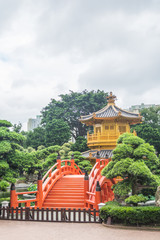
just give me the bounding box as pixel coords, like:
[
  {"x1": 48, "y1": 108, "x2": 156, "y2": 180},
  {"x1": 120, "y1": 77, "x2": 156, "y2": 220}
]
[{"x1": 0, "y1": 220, "x2": 159, "y2": 240}]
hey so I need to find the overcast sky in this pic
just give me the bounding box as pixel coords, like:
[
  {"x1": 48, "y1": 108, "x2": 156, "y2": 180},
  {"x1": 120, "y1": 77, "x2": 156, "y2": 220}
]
[{"x1": 0, "y1": 0, "x2": 160, "y2": 129}]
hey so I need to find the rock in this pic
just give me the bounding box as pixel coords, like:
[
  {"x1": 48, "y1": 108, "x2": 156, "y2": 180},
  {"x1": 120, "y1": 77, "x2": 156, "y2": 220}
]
[
  {"x1": 23, "y1": 194, "x2": 36, "y2": 199},
  {"x1": 155, "y1": 186, "x2": 160, "y2": 206}
]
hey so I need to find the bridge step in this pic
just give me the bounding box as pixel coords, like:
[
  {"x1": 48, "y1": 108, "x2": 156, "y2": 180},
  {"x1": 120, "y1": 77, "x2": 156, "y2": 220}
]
[
  {"x1": 49, "y1": 190, "x2": 84, "y2": 193},
  {"x1": 42, "y1": 175, "x2": 85, "y2": 209},
  {"x1": 44, "y1": 199, "x2": 84, "y2": 203},
  {"x1": 47, "y1": 195, "x2": 84, "y2": 199},
  {"x1": 43, "y1": 203, "x2": 85, "y2": 208}
]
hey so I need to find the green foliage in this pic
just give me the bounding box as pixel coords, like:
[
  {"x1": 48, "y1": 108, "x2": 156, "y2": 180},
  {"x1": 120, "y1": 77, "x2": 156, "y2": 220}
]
[
  {"x1": 0, "y1": 161, "x2": 9, "y2": 176},
  {"x1": 0, "y1": 197, "x2": 10, "y2": 203},
  {"x1": 41, "y1": 90, "x2": 108, "y2": 141},
  {"x1": 41, "y1": 143, "x2": 91, "y2": 173},
  {"x1": 103, "y1": 158, "x2": 134, "y2": 178},
  {"x1": 71, "y1": 136, "x2": 89, "y2": 152},
  {"x1": 0, "y1": 120, "x2": 27, "y2": 188},
  {"x1": 125, "y1": 195, "x2": 148, "y2": 206},
  {"x1": 27, "y1": 147, "x2": 36, "y2": 153},
  {"x1": 27, "y1": 184, "x2": 37, "y2": 192},
  {"x1": 45, "y1": 119, "x2": 71, "y2": 147},
  {"x1": 25, "y1": 127, "x2": 46, "y2": 149},
  {"x1": 117, "y1": 132, "x2": 133, "y2": 144},
  {"x1": 24, "y1": 90, "x2": 108, "y2": 148},
  {"x1": 112, "y1": 144, "x2": 133, "y2": 161},
  {"x1": 0, "y1": 120, "x2": 12, "y2": 128},
  {"x1": 78, "y1": 160, "x2": 92, "y2": 172},
  {"x1": 42, "y1": 153, "x2": 57, "y2": 170},
  {"x1": 37, "y1": 145, "x2": 45, "y2": 150},
  {"x1": 105, "y1": 201, "x2": 120, "y2": 207},
  {"x1": 0, "y1": 141, "x2": 12, "y2": 155},
  {"x1": 12, "y1": 122, "x2": 22, "y2": 133},
  {"x1": 112, "y1": 179, "x2": 131, "y2": 198},
  {"x1": 102, "y1": 133, "x2": 160, "y2": 198},
  {"x1": 140, "y1": 106, "x2": 160, "y2": 129},
  {"x1": 100, "y1": 203, "x2": 160, "y2": 225},
  {"x1": 132, "y1": 124, "x2": 160, "y2": 154},
  {"x1": 25, "y1": 121, "x2": 71, "y2": 149},
  {"x1": 123, "y1": 135, "x2": 145, "y2": 147},
  {"x1": 0, "y1": 180, "x2": 9, "y2": 191},
  {"x1": 131, "y1": 106, "x2": 160, "y2": 154}
]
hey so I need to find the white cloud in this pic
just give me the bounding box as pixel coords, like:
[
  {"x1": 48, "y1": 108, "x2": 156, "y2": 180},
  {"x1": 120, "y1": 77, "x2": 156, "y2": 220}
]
[{"x1": 0, "y1": 0, "x2": 160, "y2": 128}]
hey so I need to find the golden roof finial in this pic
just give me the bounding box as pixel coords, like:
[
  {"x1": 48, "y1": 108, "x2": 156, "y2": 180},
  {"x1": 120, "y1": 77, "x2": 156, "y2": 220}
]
[{"x1": 107, "y1": 92, "x2": 117, "y2": 105}]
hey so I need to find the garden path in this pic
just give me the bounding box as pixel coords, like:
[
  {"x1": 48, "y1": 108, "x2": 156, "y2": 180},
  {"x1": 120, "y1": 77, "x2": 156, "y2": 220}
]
[{"x1": 0, "y1": 220, "x2": 159, "y2": 240}]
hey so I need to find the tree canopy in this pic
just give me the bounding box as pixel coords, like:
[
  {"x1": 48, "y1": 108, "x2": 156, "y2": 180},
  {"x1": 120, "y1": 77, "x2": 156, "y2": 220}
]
[
  {"x1": 71, "y1": 136, "x2": 89, "y2": 152},
  {"x1": 140, "y1": 106, "x2": 160, "y2": 129},
  {"x1": 132, "y1": 123, "x2": 160, "y2": 154},
  {"x1": 41, "y1": 89, "x2": 108, "y2": 139},
  {"x1": 24, "y1": 89, "x2": 108, "y2": 149},
  {"x1": 132, "y1": 106, "x2": 160, "y2": 154},
  {"x1": 0, "y1": 120, "x2": 26, "y2": 189},
  {"x1": 102, "y1": 133, "x2": 160, "y2": 198}
]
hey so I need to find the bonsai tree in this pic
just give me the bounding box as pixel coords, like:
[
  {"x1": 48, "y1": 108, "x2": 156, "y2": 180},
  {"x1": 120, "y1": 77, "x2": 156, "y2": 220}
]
[{"x1": 101, "y1": 133, "x2": 160, "y2": 199}]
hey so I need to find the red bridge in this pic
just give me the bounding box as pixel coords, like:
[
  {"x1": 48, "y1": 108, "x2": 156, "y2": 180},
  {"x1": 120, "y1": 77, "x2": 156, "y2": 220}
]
[{"x1": 10, "y1": 154, "x2": 116, "y2": 210}]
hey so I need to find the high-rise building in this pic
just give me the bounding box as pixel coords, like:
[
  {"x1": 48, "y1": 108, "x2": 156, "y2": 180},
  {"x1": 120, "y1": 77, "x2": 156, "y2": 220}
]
[
  {"x1": 127, "y1": 103, "x2": 160, "y2": 113},
  {"x1": 27, "y1": 115, "x2": 41, "y2": 131}
]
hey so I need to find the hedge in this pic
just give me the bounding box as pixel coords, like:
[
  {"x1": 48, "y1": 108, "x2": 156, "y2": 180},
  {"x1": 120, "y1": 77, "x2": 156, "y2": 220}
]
[{"x1": 100, "y1": 201, "x2": 160, "y2": 226}]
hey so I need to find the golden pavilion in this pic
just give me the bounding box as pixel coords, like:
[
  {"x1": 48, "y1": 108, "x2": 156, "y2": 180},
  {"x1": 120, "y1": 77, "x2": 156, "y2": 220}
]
[{"x1": 80, "y1": 92, "x2": 142, "y2": 158}]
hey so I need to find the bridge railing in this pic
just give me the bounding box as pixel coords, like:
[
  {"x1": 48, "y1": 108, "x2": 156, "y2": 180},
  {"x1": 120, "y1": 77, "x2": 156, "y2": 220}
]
[
  {"x1": 10, "y1": 155, "x2": 83, "y2": 209},
  {"x1": 84, "y1": 152, "x2": 112, "y2": 210},
  {"x1": 41, "y1": 158, "x2": 83, "y2": 205}
]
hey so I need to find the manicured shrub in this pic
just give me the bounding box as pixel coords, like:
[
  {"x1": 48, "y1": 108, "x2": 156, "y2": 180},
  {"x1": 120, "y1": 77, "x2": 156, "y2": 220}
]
[
  {"x1": 100, "y1": 201, "x2": 160, "y2": 225},
  {"x1": 125, "y1": 195, "x2": 148, "y2": 206}
]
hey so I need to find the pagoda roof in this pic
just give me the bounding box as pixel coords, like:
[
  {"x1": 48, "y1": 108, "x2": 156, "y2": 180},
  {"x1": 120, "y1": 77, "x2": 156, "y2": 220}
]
[
  {"x1": 80, "y1": 92, "x2": 142, "y2": 123},
  {"x1": 82, "y1": 149, "x2": 113, "y2": 158}
]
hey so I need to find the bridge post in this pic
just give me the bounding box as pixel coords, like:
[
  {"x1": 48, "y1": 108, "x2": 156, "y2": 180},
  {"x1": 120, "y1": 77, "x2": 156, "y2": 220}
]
[
  {"x1": 96, "y1": 151, "x2": 100, "y2": 169},
  {"x1": 57, "y1": 153, "x2": 61, "y2": 172},
  {"x1": 95, "y1": 181, "x2": 101, "y2": 210},
  {"x1": 84, "y1": 171, "x2": 89, "y2": 207},
  {"x1": 71, "y1": 154, "x2": 75, "y2": 172},
  {"x1": 10, "y1": 183, "x2": 18, "y2": 208},
  {"x1": 37, "y1": 171, "x2": 43, "y2": 208}
]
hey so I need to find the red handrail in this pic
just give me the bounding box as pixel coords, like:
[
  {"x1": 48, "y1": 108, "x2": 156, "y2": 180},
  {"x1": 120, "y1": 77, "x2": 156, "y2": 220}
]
[
  {"x1": 42, "y1": 162, "x2": 58, "y2": 182},
  {"x1": 10, "y1": 158, "x2": 83, "y2": 209},
  {"x1": 85, "y1": 158, "x2": 113, "y2": 210},
  {"x1": 42, "y1": 159, "x2": 83, "y2": 204}
]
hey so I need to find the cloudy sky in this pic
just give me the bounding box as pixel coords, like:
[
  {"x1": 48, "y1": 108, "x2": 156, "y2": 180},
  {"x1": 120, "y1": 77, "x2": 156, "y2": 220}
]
[{"x1": 0, "y1": 0, "x2": 160, "y2": 129}]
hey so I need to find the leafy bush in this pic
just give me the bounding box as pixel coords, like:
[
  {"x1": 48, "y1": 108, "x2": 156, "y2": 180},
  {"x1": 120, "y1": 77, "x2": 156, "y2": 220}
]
[
  {"x1": 100, "y1": 202, "x2": 160, "y2": 225},
  {"x1": 125, "y1": 195, "x2": 148, "y2": 206},
  {"x1": 27, "y1": 184, "x2": 37, "y2": 192},
  {"x1": 78, "y1": 160, "x2": 92, "y2": 172},
  {"x1": 105, "y1": 201, "x2": 120, "y2": 207},
  {"x1": 0, "y1": 180, "x2": 9, "y2": 191}
]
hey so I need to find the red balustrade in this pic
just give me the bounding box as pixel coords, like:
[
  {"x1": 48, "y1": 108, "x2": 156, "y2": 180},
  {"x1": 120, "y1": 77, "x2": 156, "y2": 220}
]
[
  {"x1": 10, "y1": 158, "x2": 83, "y2": 209},
  {"x1": 10, "y1": 153, "x2": 116, "y2": 211},
  {"x1": 84, "y1": 156, "x2": 114, "y2": 210}
]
